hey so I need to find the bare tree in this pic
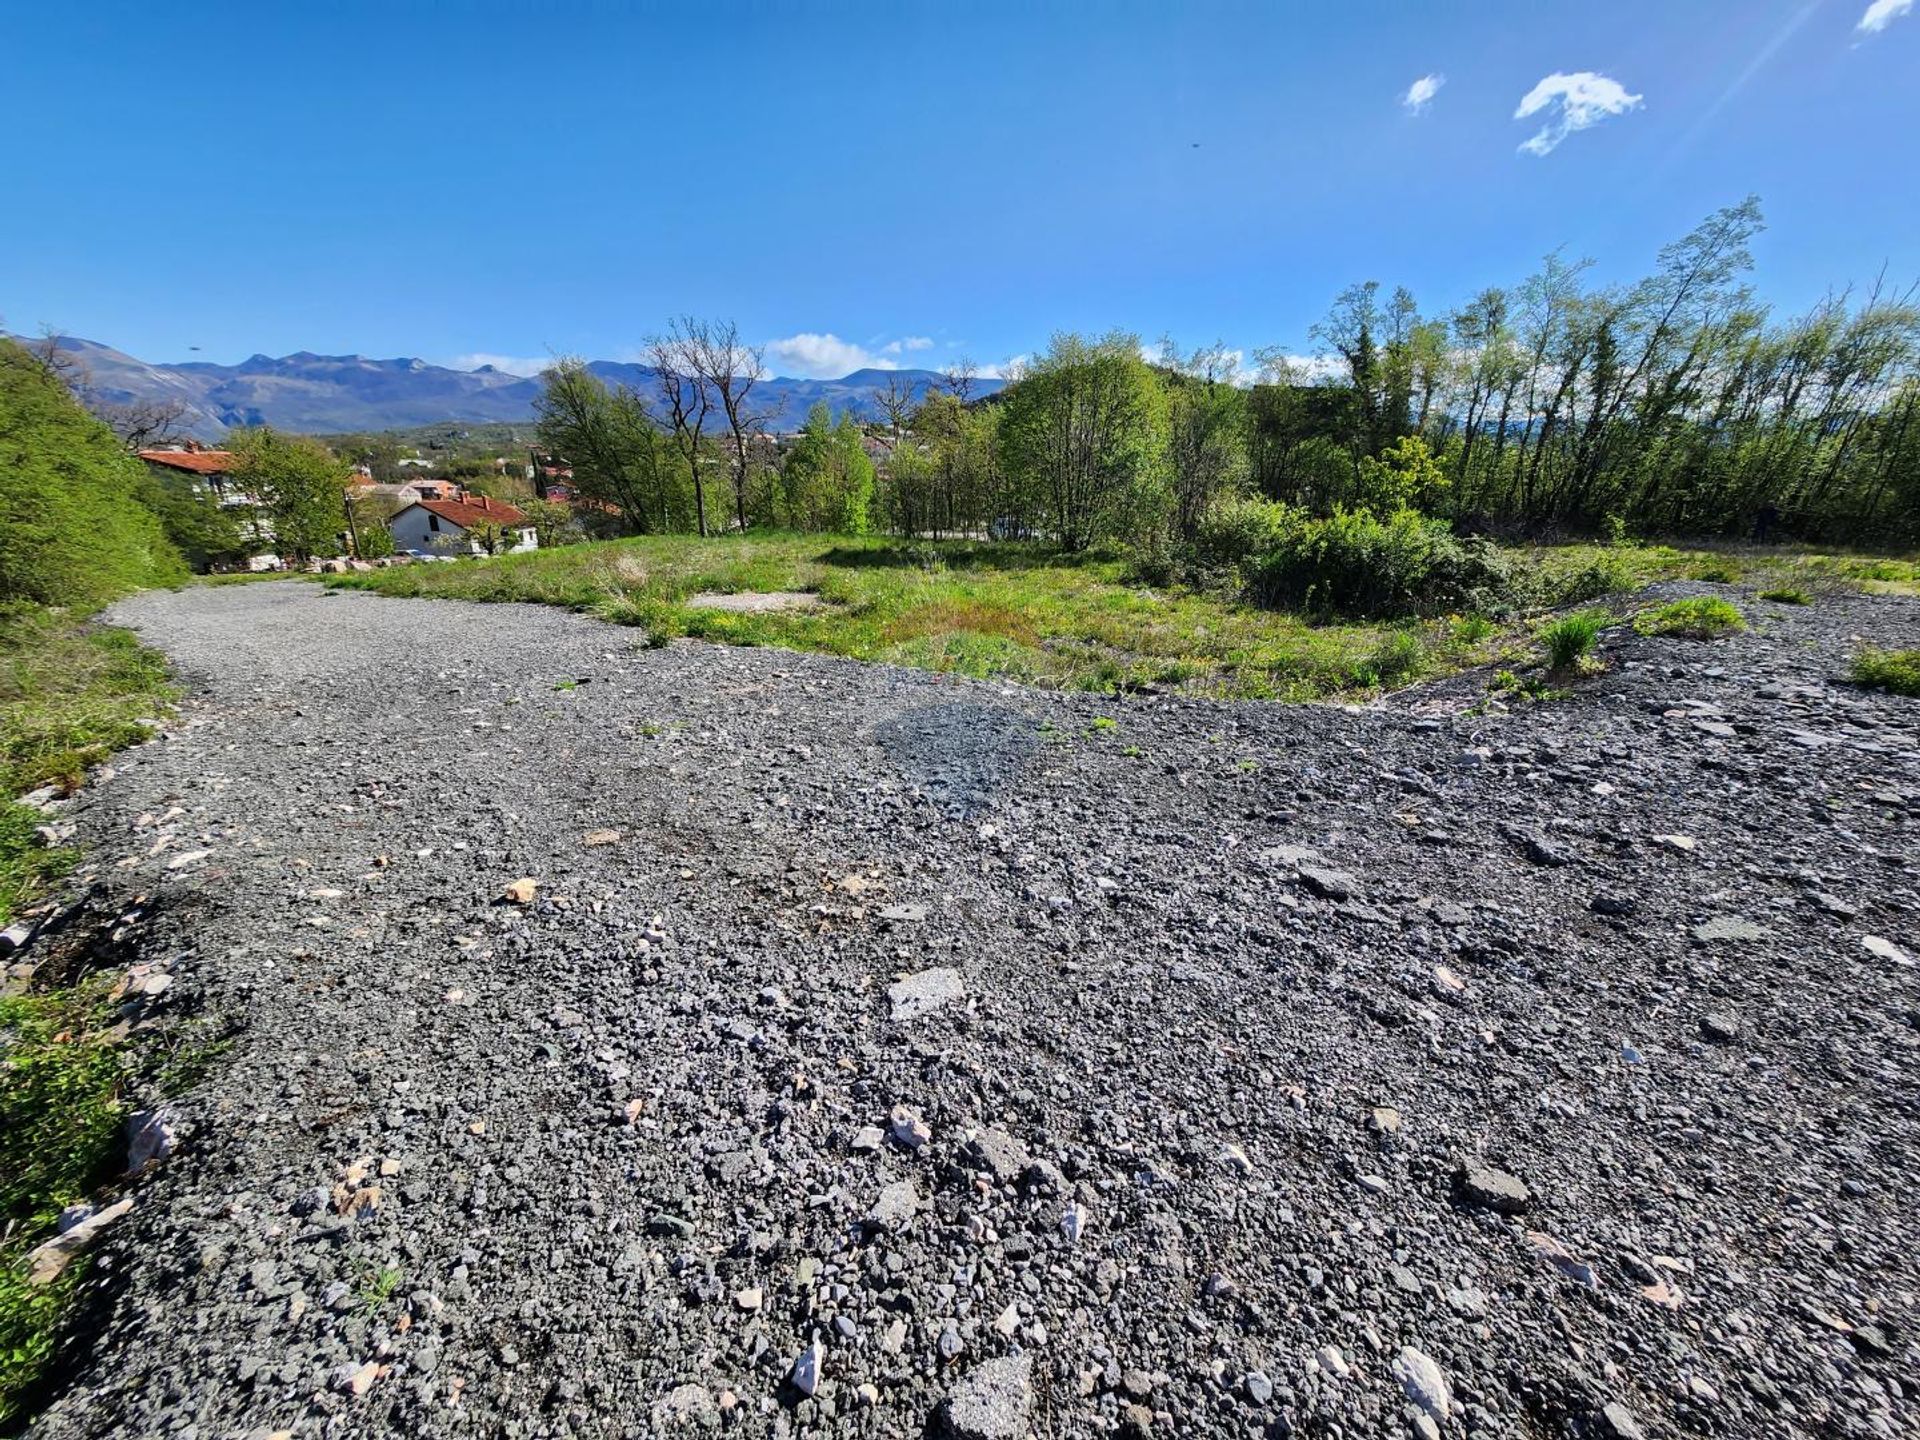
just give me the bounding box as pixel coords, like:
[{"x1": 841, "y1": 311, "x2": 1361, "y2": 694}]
[
  {"x1": 647, "y1": 324, "x2": 715, "y2": 537},
  {"x1": 873, "y1": 373, "x2": 915, "y2": 443},
  {"x1": 674, "y1": 316, "x2": 768, "y2": 533},
  {"x1": 100, "y1": 397, "x2": 190, "y2": 450},
  {"x1": 942, "y1": 356, "x2": 979, "y2": 403}
]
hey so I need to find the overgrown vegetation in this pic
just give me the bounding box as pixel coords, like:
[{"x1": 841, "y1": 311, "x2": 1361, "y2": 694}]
[
  {"x1": 0, "y1": 339, "x2": 185, "y2": 1422},
  {"x1": 1635, "y1": 596, "x2": 1747, "y2": 639},
  {"x1": 328, "y1": 531, "x2": 1846, "y2": 701},
  {"x1": 1851, "y1": 648, "x2": 1920, "y2": 697},
  {"x1": 0, "y1": 986, "x2": 127, "y2": 1425},
  {"x1": 1758, "y1": 587, "x2": 1811, "y2": 604}
]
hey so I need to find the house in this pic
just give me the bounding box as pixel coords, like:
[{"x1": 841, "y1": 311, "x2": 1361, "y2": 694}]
[
  {"x1": 139, "y1": 442, "x2": 249, "y2": 505},
  {"x1": 388, "y1": 493, "x2": 538, "y2": 555}
]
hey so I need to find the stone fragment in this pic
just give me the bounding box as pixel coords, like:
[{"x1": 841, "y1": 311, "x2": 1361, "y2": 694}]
[
  {"x1": 938, "y1": 1354, "x2": 1033, "y2": 1440},
  {"x1": 867, "y1": 1179, "x2": 918, "y2": 1230},
  {"x1": 503, "y1": 877, "x2": 538, "y2": 905},
  {"x1": 877, "y1": 902, "x2": 928, "y2": 923},
  {"x1": 26, "y1": 1196, "x2": 133, "y2": 1285},
  {"x1": 1297, "y1": 866, "x2": 1357, "y2": 900},
  {"x1": 888, "y1": 1105, "x2": 931, "y2": 1150},
  {"x1": 1593, "y1": 1402, "x2": 1648, "y2": 1440},
  {"x1": 962, "y1": 1128, "x2": 1031, "y2": 1185},
  {"x1": 1864, "y1": 935, "x2": 1912, "y2": 966},
  {"x1": 888, "y1": 966, "x2": 965, "y2": 1021},
  {"x1": 790, "y1": 1340, "x2": 824, "y2": 1396},
  {"x1": 1455, "y1": 1164, "x2": 1532, "y2": 1215},
  {"x1": 1393, "y1": 1347, "x2": 1451, "y2": 1425},
  {"x1": 582, "y1": 828, "x2": 621, "y2": 847},
  {"x1": 1528, "y1": 1231, "x2": 1599, "y2": 1289},
  {"x1": 1690, "y1": 915, "x2": 1769, "y2": 943},
  {"x1": 1699, "y1": 1012, "x2": 1739, "y2": 1043}
]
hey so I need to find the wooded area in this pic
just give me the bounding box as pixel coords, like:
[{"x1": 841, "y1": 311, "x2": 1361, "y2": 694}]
[{"x1": 536, "y1": 199, "x2": 1919, "y2": 568}]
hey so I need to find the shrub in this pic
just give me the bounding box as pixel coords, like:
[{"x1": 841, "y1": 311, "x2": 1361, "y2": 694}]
[
  {"x1": 1540, "y1": 609, "x2": 1609, "y2": 671},
  {"x1": 1193, "y1": 494, "x2": 1293, "y2": 570},
  {"x1": 1635, "y1": 596, "x2": 1746, "y2": 639},
  {"x1": 1452, "y1": 614, "x2": 1496, "y2": 644},
  {"x1": 1555, "y1": 550, "x2": 1636, "y2": 604},
  {"x1": 1758, "y1": 587, "x2": 1810, "y2": 604},
  {"x1": 1851, "y1": 648, "x2": 1920, "y2": 697},
  {"x1": 0, "y1": 341, "x2": 187, "y2": 607},
  {"x1": 1363, "y1": 630, "x2": 1425, "y2": 686}
]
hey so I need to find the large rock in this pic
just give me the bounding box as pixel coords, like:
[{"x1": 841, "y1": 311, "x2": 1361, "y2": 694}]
[{"x1": 939, "y1": 1354, "x2": 1033, "y2": 1440}]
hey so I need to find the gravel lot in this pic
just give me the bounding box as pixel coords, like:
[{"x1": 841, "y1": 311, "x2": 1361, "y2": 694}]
[{"x1": 25, "y1": 579, "x2": 1920, "y2": 1439}]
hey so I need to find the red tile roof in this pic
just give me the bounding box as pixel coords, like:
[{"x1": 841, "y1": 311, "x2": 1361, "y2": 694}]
[
  {"x1": 413, "y1": 495, "x2": 529, "y2": 528},
  {"x1": 139, "y1": 449, "x2": 236, "y2": 476}
]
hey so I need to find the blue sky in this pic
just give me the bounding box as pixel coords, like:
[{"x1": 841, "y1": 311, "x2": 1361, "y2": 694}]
[{"x1": 3, "y1": 1, "x2": 1915, "y2": 379}]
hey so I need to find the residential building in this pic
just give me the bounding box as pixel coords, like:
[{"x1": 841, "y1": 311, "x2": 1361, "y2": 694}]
[{"x1": 388, "y1": 493, "x2": 538, "y2": 555}]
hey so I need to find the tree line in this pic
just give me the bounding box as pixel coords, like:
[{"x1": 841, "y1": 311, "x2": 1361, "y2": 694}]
[{"x1": 541, "y1": 198, "x2": 1918, "y2": 556}]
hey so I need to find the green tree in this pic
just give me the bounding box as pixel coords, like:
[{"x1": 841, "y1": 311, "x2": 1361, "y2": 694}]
[
  {"x1": 134, "y1": 469, "x2": 250, "y2": 572},
  {"x1": 0, "y1": 340, "x2": 186, "y2": 606},
  {"x1": 778, "y1": 404, "x2": 876, "y2": 533},
  {"x1": 996, "y1": 332, "x2": 1169, "y2": 550},
  {"x1": 225, "y1": 427, "x2": 351, "y2": 563}
]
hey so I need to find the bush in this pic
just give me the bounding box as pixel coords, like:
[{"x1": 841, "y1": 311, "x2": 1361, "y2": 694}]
[
  {"x1": 1362, "y1": 630, "x2": 1425, "y2": 687},
  {"x1": 1540, "y1": 609, "x2": 1609, "y2": 671},
  {"x1": 0, "y1": 341, "x2": 187, "y2": 607},
  {"x1": 1635, "y1": 596, "x2": 1746, "y2": 639},
  {"x1": 1231, "y1": 504, "x2": 1526, "y2": 619},
  {"x1": 1193, "y1": 494, "x2": 1292, "y2": 570},
  {"x1": 1851, "y1": 648, "x2": 1920, "y2": 697},
  {"x1": 1555, "y1": 550, "x2": 1636, "y2": 604}
]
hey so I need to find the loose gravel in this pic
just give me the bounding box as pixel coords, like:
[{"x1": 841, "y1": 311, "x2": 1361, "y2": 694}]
[{"x1": 24, "y1": 579, "x2": 1920, "y2": 1439}]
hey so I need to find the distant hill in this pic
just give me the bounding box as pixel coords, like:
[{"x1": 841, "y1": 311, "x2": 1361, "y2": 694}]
[{"x1": 15, "y1": 334, "x2": 1000, "y2": 439}]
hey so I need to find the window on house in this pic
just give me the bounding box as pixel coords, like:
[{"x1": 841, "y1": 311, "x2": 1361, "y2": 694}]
[{"x1": 428, "y1": 514, "x2": 440, "y2": 532}]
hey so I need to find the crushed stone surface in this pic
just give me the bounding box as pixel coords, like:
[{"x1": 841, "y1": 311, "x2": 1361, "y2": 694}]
[{"x1": 26, "y1": 580, "x2": 1920, "y2": 1439}]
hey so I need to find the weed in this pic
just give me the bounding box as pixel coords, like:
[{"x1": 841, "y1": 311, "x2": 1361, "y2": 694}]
[
  {"x1": 552, "y1": 678, "x2": 578, "y2": 692},
  {"x1": 356, "y1": 1262, "x2": 406, "y2": 1316},
  {"x1": 1851, "y1": 648, "x2": 1920, "y2": 697},
  {"x1": 1690, "y1": 561, "x2": 1741, "y2": 583},
  {"x1": 1757, "y1": 587, "x2": 1811, "y2": 605},
  {"x1": 1121, "y1": 744, "x2": 1143, "y2": 758},
  {"x1": 1451, "y1": 614, "x2": 1496, "y2": 645},
  {"x1": 1088, "y1": 716, "x2": 1119, "y2": 734},
  {"x1": 1540, "y1": 610, "x2": 1609, "y2": 672},
  {"x1": 1635, "y1": 596, "x2": 1746, "y2": 639}
]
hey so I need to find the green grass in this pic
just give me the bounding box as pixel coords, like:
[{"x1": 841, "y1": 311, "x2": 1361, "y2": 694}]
[
  {"x1": 0, "y1": 606, "x2": 175, "y2": 1423},
  {"x1": 1635, "y1": 596, "x2": 1747, "y2": 639},
  {"x1": 0, "y1": 608, "x2": 174, "y2": 797},
  {"x1": 1, "y1": 986, "x2": 127, "y2": 1426},
  {"x1": 1540, "y1": 609, "x2": 1610, "y2": 672},
  {"x1": 0, "y1": 608, "x2": 174, "y2": 925},
  {"x1": 325, "y1": 532, "x2": 1916, "y2": 700},
  {"x1": 1851, "y1": 649, "x2": 1920, "y2": 697},
  {"x1": 1757, "y1": 587, "x2": 1811, "y2": 605}
]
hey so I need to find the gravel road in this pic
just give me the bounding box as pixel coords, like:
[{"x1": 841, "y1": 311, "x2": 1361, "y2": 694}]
[{"x1": 25, "y1": 579, "x2": 1920, "y2": 1439}]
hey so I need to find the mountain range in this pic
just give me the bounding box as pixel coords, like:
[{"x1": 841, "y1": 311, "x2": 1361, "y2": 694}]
[{"x1": 15, "y1": 334, "x2": 1001, "y2": 439}]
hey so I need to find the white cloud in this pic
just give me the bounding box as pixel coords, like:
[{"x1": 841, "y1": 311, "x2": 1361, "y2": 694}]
[
  {"x1": 764, "y1": 332, "x2": 899, "y2": 378},
  {"x1": 448, "y1": 352, "x2": 549, "y2": 377},
  {"x1": 976, "y1": 355, "x2": 1029, "y2": 381},
  {"x1": 881, "y1": 335, "x2": 935, "y2": 354},
  {"x1": 1858, "y1": 0, "x2": 1913, "y2": 32},
  {"x1": 1514, "y1": 71, "x2": 1643, "y2": 156},
  {"x1": 1402, "y1": 73, "x2": 1445, "y2": 115}
]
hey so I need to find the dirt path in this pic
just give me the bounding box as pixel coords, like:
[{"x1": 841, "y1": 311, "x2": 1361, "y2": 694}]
[{"x1": 28, "y1": 581, "x2": 1920, "y2": 1439}]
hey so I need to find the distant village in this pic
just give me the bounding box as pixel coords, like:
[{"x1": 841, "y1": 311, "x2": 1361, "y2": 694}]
[{"x1": 134, "y1": 425, "x2": 900, "y2": 572}]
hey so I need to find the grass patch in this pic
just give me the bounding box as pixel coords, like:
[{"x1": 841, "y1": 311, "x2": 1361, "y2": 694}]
[
  {"x1": 1540, "y1": 609, "x2": 1609, "y2": 672},
  {"x1": 1635, "y1": 596, "x2": 1746, "y2": 639},
  {"x1": 1757, "y1": 587, "x2": 1811, "y2": 605},
  {"x1": 326, "y1": 533, "x2": 1913, "y2": 702},
  {"x1": 1851, "y1": 649, "x2": 1920, "y2": 697},
  {"x1": 0, "y1": 985, "x2": 127, "y2": 1425},
  {"x1": 0, "y1": 605, "x2": 174, "y2": 1423}
]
